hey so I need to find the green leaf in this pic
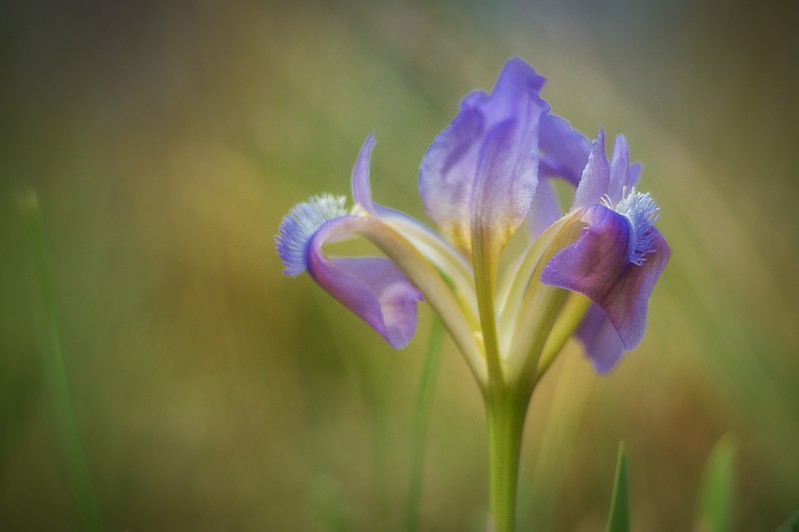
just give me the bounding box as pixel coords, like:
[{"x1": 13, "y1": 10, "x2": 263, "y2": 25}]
[
  {"x1": 777, "y1": 510, "x2": 799, "y2": 532},
  {"x1": 405, "y1": 317, "x2": 445, "y2": 532},
  {"x1": 605, "y1": 442, "x2": 630, "y2": 532},
  {"x1": 696, "y1": 434, "x2": 738, "y2": 532}
]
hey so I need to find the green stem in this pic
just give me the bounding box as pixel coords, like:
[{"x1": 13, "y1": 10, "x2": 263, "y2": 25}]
[{"x1": 485, "y1": 388, "x2": 529, "y2": 532}]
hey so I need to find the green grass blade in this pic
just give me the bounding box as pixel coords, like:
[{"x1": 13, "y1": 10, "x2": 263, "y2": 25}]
[
  {"x1": 405, "y1": 317, "x2": 445, "y2": 532},
  {"x1": 20, "y1": 191, "x2": 103, "y2": 532},
  {"x1": 696, "y1": 434, "x2": 737, "y2": 532},
  {"x1": 605, "y1": 441, "x2": 630, "y2": 532},
  {"x1": 777, "y1": 511, "x2": 799, "y2": 532}
]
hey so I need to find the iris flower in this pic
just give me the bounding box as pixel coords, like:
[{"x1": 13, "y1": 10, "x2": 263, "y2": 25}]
[{"x1": 276, "y1": 58, "x2": 669, "y2": 531}]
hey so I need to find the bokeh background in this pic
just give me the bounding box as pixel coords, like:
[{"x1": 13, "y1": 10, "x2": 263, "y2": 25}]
[{"x1": 1, "y1": 0, "x2": 797, "y2": 530}]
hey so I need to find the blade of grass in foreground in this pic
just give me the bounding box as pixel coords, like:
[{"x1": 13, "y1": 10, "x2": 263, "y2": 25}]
[
  {"x1": 405, "y1": 317, "x2": 444, "y2": 532},
  {"x1": 696, "y1": 434, "x2": 737, "y2": 532},
  {"x1": 605, "y1": 442, "x2": 630, "y2": 532},
  {"x1": 777, "y1": 511, "x2": 799, "y2": 532},
  {"x1": 20, "y1": 190, "x2": 102, "y2": 532}
]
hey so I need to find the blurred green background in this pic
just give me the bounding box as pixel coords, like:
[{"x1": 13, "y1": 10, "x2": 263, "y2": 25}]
[{"x1": 1, "y1": 0, "x2": 797, "y2": 530}]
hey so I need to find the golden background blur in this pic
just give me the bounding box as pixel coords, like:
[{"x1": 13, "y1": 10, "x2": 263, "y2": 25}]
[{"x1": 1, "y1": 1, "x2": 797, "y2": 530}]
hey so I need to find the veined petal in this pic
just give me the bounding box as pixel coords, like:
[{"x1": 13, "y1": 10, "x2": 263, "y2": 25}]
[
  {"x1": 539, "y1": 114, "x2": 591, "y2": 185},
  {"x1": 576, "y1": 304, "x2": 625, "y2": 374},
  {"x1": 540, "y1": 204, "x2": 670, "y2": 350},
  {"x1": 419, "y1": 57, "x2": 549, "y2": 256},
  {"x1": 309, "y1": 220, "x2": 423, "y2": 349},
  {"x1": 571, "y1": 129, "x2": 609, "y2": 210}
]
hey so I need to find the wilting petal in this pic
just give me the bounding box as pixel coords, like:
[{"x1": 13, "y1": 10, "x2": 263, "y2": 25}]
[
  {"x1": 540, "y1": 204, "x2": 670, "y2": 350},
  {"x1": 419, "y1": 58, "x2": 549, "y2": 255},
  {"x1": 576, "y1": 304, "x2": 625, "y2": 373},
  {"x1": 539, "y1": 114, "x2": 591, "y2": 185},
  {"x1": 571, "y1": 129, "x2": 610, "y2": 209},
  {"x1": 308, "y1": 217, "x2": 423, "y2": 349}
]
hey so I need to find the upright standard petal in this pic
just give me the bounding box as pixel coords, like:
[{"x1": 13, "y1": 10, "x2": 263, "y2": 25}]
[
  {"x1": 538, "y1": 114, "x2": 591, "y2": 185},
  {"x1": 528, "y1": 177, "x2": 562, "y2": 238},
  {"x1": 540, "y1": 203, "x2": 670, "y2": 350},
  {"x1": 571, "y1": 129, "x2": 609, "y2": 210},
  {"x1": 351, "y1": 132, "x2": 381, "y2": 215},
  {"x1": 419, "y1": 58, "x2": 549, "y2": 256}
]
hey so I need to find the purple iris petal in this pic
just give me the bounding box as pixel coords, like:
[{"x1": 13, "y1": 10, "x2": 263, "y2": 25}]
[
  {"x1": 351, "y1": 132, "x2": 382, "y2": 215},
  {"x1": 308, "y1": 217, "x2": 423, "y2": 349},
  {"x1": 539, "y1": 114, "x2": 591, "y2": 185},
  {"x1": 419, "y1": 57, "x2": 549, "y2": 253},
  {"x1": 629, "y1": 162, "x2": 643, "y2": 187},
  {"x1": 608, "y1": 134, "x2": 630, "y2": 201},
  {"x1": 576, "y1": 304, "x2": 625, "y2": 374},
  {"x1": 571, "y1": 129, "x2": 610, "y2": 210},
  {"x1": 528, "y1": 177, "x2": 561, "y2": 238},
  {"x1": 540, "y1": 203, "x2": 670, "y2": 350}
]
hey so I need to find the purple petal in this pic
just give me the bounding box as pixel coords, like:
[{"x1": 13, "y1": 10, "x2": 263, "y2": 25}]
[
  {"x1": 351, "y1": 131, "x2": 378, "y2": 213},
  {"x1": 608, "y1": 134, "x2": 630, "y2": 202},
  {"x1": 571, "y1": 129, "x2": 610, "y2": 209},
  {"x1": 539, "y1": 114, "x2": 591, "y2": 185},
  {"x1": 629, "y1": 162, "x2": 643, "y2": 187},
  {"x1": 276, "y1": 194, "x2": 349, "y2": 277},
  {"x1": 540, "y1": 204, "x2": 670, "y2": 350},
  {"x1": 419, "y1": 57, "x2": 549, "y2": 253},
  {"x1": 528, "y1": 177, "x2": 562, "y2": 238},
  {"x1": 308, "y1": 217, "x2": 423, "y2": 349},
  {"x1": 576, "y1": 304, "x2": 625, "y2": 373}
]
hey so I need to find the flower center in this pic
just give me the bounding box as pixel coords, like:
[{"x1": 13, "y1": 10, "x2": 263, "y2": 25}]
[
  {"x1": 276, "y1": 194, "x2": 349, "y2": 276},
  {"x1": 603, "y1": 187, "x2": 660, "y2": 266}
]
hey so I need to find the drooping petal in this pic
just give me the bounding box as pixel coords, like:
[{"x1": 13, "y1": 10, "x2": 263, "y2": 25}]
[
  {"x1": 576, "y1": 304, "x2": 625, "y2": 374},
  {"x1": 308, "y1": 217, "x2": 423, "y2": 349},
  {"x1": 539, "y1": 114, "x2": 591, "y2": 185},
  {"x1": 540, "y1": 203, "x2": 670, "y2": 350},
  {"x1": 276, "y1": 194, "x2": 349, "y2": 276},
  {"x1": 571, "y1": 129, "x2": 610, "y2": 210},
  {"x1": 419, "y1": 57, "x2": 549, "y2": 256}
]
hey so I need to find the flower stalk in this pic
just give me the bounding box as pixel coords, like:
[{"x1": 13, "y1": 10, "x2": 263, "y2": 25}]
[{"x1": 485, "y1": 384, "x2": 529, "y2": 532}]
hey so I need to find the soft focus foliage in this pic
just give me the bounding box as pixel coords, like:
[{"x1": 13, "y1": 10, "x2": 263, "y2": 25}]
[{"x1": 1, "y1": 0, "x2": 797, "y2": 530}]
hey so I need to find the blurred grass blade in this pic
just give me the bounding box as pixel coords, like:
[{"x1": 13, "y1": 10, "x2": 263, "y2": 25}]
[
  {"x1": 605, "y1": 442, "x2": 630, "y2": 532},
  {"x1": 20, "y1": 190, "x2": 102, "y2": 532},
  {"x1": 777, "y1": 511, "x2": 799, "y2": 532},
  {"x1": 696, "y1": 434, "x2": 737, "y2": 532},
  {"x1": 312, "y1": 476, "x2": 351, "y2": 532},
  {"x1": 405, "y1": 317, "x2": 445, "y2": 532}
]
